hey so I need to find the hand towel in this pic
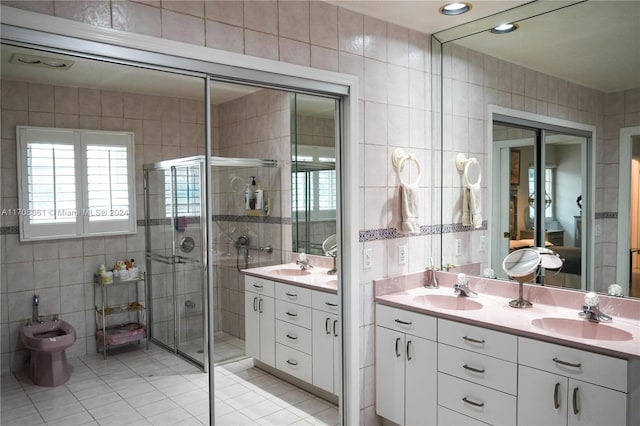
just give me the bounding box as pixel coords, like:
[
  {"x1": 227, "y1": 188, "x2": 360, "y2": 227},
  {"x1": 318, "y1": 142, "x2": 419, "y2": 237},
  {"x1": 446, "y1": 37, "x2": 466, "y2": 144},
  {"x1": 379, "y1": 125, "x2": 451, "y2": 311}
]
[{"x1": 401, "y1": 183, "x2": 420, "y2": 233}]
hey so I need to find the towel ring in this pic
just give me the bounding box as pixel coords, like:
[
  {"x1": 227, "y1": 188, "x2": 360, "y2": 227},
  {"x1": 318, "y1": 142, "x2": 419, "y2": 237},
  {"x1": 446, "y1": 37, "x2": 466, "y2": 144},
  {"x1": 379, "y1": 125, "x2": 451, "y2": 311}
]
[
  {"x1": 392, "y1": 148, "x2": 422, "y2": 186},
  {"x1": 455, "y1": 153, "x2": 482, "y2": 186}
]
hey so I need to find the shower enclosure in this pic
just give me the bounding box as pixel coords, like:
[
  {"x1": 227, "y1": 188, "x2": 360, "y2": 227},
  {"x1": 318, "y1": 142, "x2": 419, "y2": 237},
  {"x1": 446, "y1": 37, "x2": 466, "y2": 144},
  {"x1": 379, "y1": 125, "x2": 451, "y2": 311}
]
[{"x1": 144, "y1": 155, "x2": 280, "y2": 370}]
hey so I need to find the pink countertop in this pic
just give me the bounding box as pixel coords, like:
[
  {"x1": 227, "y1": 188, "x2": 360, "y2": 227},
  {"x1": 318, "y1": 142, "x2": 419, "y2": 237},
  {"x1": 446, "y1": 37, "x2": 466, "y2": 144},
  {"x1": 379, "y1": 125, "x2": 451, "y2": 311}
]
[
  {"x1": 242, "y1": 262, "x2": 338, "y2": 294},
  {"x1": 375, "y1": 271, "x2": 640, "y2": 360}
]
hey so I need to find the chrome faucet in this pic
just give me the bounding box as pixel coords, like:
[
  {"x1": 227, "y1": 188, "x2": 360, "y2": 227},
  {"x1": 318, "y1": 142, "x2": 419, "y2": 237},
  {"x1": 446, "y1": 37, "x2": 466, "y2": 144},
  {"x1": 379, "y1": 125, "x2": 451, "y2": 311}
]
[
  {"x1": 454, "y1": 273, "x2": 478, "y2": 298},
  {"x1": 33, "y1": 294, "x2": 42, "y2": 323},
  {"x1": 296, "y1": 252, "x2": 313, "y2": 271},
  {"x1": 424, "y1": 258, "x2": 438, "y2": 289},
  {"x1": 579, "y1": 292, "x2": 612, "y2": 322}
]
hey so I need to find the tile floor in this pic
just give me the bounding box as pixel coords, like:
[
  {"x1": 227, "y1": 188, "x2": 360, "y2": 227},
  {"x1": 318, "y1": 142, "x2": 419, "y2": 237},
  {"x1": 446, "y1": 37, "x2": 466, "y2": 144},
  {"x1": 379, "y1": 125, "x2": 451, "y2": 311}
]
[{"x1": 1, "y1": 343, "x2": 338, "y2": 425}]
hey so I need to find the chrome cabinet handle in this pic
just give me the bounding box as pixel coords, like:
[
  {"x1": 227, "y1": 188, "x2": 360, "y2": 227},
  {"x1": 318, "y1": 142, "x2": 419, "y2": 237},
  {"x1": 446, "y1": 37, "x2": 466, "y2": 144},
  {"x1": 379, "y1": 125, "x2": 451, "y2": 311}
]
[
  {"x1": 286, "y1": 359, "x2": 298, "y2": 366},
  {"x1": 462, "y1": 397, "x2": 484, "y2": 408},
  {"x1": 258, "y1": 298, "x2": 263, "y2": 313},
  {"x1": 325, "y1": 317, "x2": 331, "y2": 334},
  {"x1": 253, "y1": 297, "x2": 258, "y2": 312},
  {"x1": 553, "y1": 357, "x2": 582, "y2": 369},
  {"x1": 395, "y1": 337, "x2": 402, "y2": 357},
  {"x1": 572, "y1": 387, "x2": 580, "y2": 415},
  {"x1": 286, "y1": 333, "x2": 297, "y2": 340},
  {"x1": 462, "y1": 364, "x2": 485, "y2": 374},
  {"x1": 554, "y1": 382, "x2": 561, "y2": 409},
  {"x1": 285, "y1": 311, "x2": 297, "y2": 317},
  {"x1": 285, "y1": 291, "x2": 297, "y2": 298},
  {"x1": 333, "y1": 319, "x2": 338, "y2": 337},
  {"x1": 325, "y1": 301, "x2": 338, "y2": 307},
  {"x1": 406, "y1": 340, "x2": 412, "y2": 361},
  {"x1": 463, "y1": 336, "x2": 485, "y2": 344},
  {"x1": 394, "y1": 319, "x2": 412, "y2": 326}
]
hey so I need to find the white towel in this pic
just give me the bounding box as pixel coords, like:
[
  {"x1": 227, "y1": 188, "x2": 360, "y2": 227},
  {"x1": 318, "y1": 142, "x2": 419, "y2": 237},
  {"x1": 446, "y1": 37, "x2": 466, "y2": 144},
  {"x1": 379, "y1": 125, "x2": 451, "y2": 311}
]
[
  {"x1": 401, "y1": 183, "x2": 420, "y2": 233},
  {"x1": 463, "y1": 183, "x2": 482, "y2": 228}
]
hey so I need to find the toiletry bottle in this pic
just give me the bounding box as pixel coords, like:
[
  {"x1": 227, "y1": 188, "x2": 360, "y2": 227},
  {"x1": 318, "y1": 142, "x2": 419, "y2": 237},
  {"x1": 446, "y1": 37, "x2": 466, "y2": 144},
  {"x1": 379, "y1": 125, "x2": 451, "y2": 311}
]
[
  {"x1": 244, "y1": 184, "x2": 251, "y2": 210},
  {"x1": 129, "y1": 259, "x2": 139, "y2": 279},
  {"x1": 249, "y1": 176, "x2": 257, "y2": 209},
  {"x1": 255, "y1": 184, "x2": 263, "y2": 211}
]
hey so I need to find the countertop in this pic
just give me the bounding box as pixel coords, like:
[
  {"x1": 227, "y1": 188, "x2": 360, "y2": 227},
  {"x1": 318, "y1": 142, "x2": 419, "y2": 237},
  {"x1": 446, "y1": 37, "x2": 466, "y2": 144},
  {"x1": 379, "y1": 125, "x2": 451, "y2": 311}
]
[
  {"x1": 241, "y1": 263, "x2": 338, "y2": 294},
  {"x1": 375, "y1": 271, "x2": 640, "y2": 360}
]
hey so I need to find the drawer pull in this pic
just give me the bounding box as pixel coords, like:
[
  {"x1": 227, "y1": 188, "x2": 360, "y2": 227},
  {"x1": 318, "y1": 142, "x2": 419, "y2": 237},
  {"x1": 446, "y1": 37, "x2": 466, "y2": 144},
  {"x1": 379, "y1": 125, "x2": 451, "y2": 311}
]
[
  {"x1": 253, "y1": 297, "x2": 258, "y2": 312},
  {"x1": 286, "y1": 311, "x2": 297, "y2": 317},
  {"x1": 258, "y1": 298, "x2": 263, "y2": 313},
  {"x1": 286, "y1": 359, "x2": 298, "y2": 366},
  {"x1": 552, "y1": 357, "x2": 582, "y2": 369},
  {"x1": 253, "y1": 284, "x2": 263, "y2": 289},
  {"x1": 325, "y1": 301, "x2": 338, "y2": 307},
  {"x1": 406, "y1": 340, "x2": 412, "y2": 361},
  {"x1": 462, "y1": 336, "x2": 485, "y2": 345},
  {"x1": 554, "y1": 382, "x2": 561, "y2": 409},
  {"x1": 395, "y1": 337, "x2": 402, "y2": 357},
  {"x1": 325, "y1": 317, "x2": 331, "y2": 334},
  {"x1": 333, "y1": 319, "x2": 338, "y2": 337},
  {"x1": 462, "y1": 364, "x2": 485, "y2": 374},
  {"x1": 572, "y1": 387, "x2": 580, "y2": 415},
  {"x1": 285, "y1": 291, "x2": 297, "y2": 298},
  {"x1": 286, "y1": 333, "x2": 297, "y2": 340},
  {"x1": 394, "y1": 319, "x2": 412, "y2": 326},
  {"x1": 462, "y1": 397, "x2": 485, "y2": 408}
]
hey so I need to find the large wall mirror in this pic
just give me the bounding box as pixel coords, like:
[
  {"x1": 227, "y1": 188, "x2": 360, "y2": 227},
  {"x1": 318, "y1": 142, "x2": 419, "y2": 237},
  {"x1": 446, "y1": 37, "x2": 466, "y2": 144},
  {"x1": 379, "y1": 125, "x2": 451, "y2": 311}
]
[{"x1": 435, "y1": 0, "x2": 640, "y2": 297}]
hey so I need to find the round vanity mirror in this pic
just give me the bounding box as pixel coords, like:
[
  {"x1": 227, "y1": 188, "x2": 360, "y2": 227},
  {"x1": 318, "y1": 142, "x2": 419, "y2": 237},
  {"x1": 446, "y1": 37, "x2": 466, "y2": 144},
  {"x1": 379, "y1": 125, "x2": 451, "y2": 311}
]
[
  {"x1": 529, "y1": 247, "x2": 564, "y2": 270},
  {"x1": 502, "y1": 248, "x2": 541, "y2": 308},
  {"x1": 322, "y1": 234, "x2": 337, "y2": 257}
]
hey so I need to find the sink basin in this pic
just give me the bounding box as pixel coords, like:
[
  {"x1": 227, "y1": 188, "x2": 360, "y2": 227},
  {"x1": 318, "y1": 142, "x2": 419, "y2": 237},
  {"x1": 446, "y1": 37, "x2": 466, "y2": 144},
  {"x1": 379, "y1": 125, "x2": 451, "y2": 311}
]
[
  {"x1": 531, "y1": 317, "x2": 633, "y2": 341},
  {"x1": 268, "y1": 268, "x2": 311, "y2": 277},
  {"x1": 325, "y1": 279, "x2": 338, "y2": 289},
  {"x1": 413, "y1": 294, "x2": 483, "y2": 311}
]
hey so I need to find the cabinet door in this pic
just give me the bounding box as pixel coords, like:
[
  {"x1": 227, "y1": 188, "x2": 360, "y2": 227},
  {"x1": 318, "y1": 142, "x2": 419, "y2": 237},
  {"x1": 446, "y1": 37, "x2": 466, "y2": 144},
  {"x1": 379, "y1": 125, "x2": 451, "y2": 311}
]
[
  {"x1": 375, "y1": 326, "x2": 406, "y2": 425},
  {"x1": 259, "y1": 296, "x2": 275, "y2": 367},
  {"x1": 404, "y1": 335, "x2": 437, "y2": 426},
  {"x1": 245, "y1": 291, "x2": 260, "y2": 360},
  {"x1": 312, "y1": 310, "x2": 336, "y2": 393},
  {"x1": 567, "y1": 379, "x2": 626, "y2": 426},
  {"x1": 518, "y1": 365, "x2": 567, "y2": 426}
]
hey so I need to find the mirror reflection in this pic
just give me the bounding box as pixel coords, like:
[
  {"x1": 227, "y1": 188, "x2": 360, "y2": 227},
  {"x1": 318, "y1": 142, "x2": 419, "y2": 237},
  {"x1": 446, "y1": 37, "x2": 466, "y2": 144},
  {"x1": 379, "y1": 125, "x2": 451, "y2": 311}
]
[{"x1": 436, "y1": 0, "x2": 640, "y2": 297}]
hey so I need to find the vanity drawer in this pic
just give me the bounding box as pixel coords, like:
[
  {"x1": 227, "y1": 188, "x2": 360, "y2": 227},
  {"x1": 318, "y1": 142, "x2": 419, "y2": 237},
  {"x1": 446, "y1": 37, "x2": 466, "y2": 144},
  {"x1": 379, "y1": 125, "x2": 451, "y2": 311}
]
[
  {"x1": 518, "y1": 337, "x2": 627, "y2": 392},
  {"x1": 312, "y1": 291, "x2": 339, "y2": 313},
  {"x1": 276, "y1": 343, "x2": 312, "y2": 383},
  {"x1": 376, "y1": 304, "x2": 436, "y2": 340},
  {"x1": 438, "y1": 319, "x2": 517, "y2": 362},
  {"x1": 438, "y1": 406, "x2": 488, "y2": 426},
  {"x1": 275, "y1": 300, "x2": 312, "y2": 329},
  {"x1": 438, "y1": 344, "x2": 517, "y2": 395},
  {"x1": 245, "y1": 276, "x2": 275, "y2": 297},
  {"x1": 275, "y1": 282, "x2": 312, "y2": 307},
  {"x1": 275, "y1": 320, "x2": 312, "y2": 354},
  {"x1": 438, "y1": 372, "x2": 516, "y2": 426}
]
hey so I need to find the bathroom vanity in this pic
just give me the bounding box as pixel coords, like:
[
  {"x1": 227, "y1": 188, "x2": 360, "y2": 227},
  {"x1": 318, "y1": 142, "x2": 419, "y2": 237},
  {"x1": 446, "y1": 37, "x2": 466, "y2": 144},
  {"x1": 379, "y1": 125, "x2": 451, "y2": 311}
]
[
  {"x1": 242, "y1": 262, "x2": 339, "y2": 399},
  {"x1": 374, "y1": 271, "x2": 640, "y2": 426}
]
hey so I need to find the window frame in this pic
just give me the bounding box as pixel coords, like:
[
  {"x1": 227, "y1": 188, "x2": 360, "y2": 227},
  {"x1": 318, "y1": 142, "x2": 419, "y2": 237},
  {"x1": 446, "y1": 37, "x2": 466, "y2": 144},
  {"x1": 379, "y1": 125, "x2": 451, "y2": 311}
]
[{"x1": 17, "y1": 126, "x2": 136, "y2": 241}]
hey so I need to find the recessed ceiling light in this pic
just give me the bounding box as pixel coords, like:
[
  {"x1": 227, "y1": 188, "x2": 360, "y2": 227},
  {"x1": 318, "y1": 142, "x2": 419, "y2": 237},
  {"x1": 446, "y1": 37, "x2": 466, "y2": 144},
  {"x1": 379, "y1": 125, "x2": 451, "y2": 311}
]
[
  {"x1": 439, "y1": 2, "x2": 472, "y2": 16},
  {"x1": 490, "y1": 23, "x2": 519, "y2": 34}
]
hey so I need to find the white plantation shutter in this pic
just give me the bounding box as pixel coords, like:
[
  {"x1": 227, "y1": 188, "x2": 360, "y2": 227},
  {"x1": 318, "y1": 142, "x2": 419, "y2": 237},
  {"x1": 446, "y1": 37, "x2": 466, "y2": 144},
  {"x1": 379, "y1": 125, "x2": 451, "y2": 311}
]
[
  {"x1": 17, "y1": 126, "x2": 136, "y2": 240},
  {"x1": 165, "y1": 165, "x2": 201, "y2": 217},
  {"x1": 317, "y1": 170, "x2": 336, "y2": 211}
]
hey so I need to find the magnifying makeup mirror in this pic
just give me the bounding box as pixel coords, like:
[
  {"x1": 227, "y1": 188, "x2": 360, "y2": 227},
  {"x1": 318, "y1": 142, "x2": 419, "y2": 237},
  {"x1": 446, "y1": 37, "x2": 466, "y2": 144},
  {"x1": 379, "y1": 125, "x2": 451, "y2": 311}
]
[
  {"x1": 502, "y1": 248, "x2": 542, "y2": 308},
  {"x1": 322, "y1": 234, "x2": 337, "y2": 275}
]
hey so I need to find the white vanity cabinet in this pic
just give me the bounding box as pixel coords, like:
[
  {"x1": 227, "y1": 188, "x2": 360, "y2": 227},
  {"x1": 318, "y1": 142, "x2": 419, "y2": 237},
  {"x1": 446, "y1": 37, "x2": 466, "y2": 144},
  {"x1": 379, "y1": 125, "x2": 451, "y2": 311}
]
[
  {"x1": 244, "y1": 276, "x2": 275, "y2": 367},
  {"x1": 312, "y1": 291, "x2": 340, "y2": 395},
  {"x1": 518, "y1": 337, "x2": 630, "y2": 426},
  {"x1": 375, "y1": 304, "x2": 437, "y2": 426}
]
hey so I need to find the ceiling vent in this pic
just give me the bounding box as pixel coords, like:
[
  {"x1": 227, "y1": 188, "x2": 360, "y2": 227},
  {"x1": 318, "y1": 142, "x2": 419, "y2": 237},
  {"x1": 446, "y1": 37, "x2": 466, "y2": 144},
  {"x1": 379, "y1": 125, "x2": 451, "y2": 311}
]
[{"x1": 9, "y1": 53, "x2": 75, "y2": 71}]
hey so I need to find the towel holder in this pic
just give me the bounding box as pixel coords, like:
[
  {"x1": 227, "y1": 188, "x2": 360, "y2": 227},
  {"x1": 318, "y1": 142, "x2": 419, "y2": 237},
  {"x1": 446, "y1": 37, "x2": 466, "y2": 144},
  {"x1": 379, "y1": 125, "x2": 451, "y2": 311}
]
[
  {"x1": 455, "y1": 153, "x2": 482, "y2": 186},
  {"x1": 392, "y1": 148, "x2": 421, "y2": 186}
]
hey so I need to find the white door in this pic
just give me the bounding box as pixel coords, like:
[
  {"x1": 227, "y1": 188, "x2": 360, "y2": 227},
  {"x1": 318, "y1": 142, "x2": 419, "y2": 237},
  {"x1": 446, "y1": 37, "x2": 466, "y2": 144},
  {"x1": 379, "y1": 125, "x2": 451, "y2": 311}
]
[
  {"x1": 375, "y1": 326, "x2": 406, "y2": 425},
  {"x1": 312, "y1": 310, "x2": 336, "y2": 393},
  {"x1": 258, "y1": 295, "x2": 275, "y2": 367},
  {"x1": 518, "y1": 365, "x2": 567, "y2": 426},
  {"x1": 404, "y1": 335, "x2": 437, "y2": 426},
  {"x1": 567, "y1": 379, "x2": 626, "y2": 426},
  {"x1": 244, "y1": 291, "x2": 260, "y2": 360}
]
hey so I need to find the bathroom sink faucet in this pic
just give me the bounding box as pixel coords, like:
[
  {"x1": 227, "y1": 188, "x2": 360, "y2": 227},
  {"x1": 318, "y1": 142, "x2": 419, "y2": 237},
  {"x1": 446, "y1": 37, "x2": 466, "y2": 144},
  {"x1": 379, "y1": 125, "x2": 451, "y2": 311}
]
[
  {"x1": 454, "y1": 273, "x2": 478, "y2": 298},
  {"x1": 424, "y1": 258, "x2": 438, "y2": 289},
  {"x1": 296, "y1": 252, "x2": 313, "y2": 271},
  {"x1": 580, "y1": 292, "x2": 612, "y2": 322}
]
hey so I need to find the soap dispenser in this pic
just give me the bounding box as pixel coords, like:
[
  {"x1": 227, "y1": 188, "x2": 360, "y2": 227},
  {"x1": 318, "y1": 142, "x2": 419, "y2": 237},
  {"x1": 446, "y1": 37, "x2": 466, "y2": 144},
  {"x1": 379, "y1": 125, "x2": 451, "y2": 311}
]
[
  {"x1": 244, "y1": 184, "x2": 251, "y2": 210},
  {"x1": 249, "y1": 176, "x2": 257, "y2": 209},
  {"x1": 255, "y1": 184, "x2": 263, "y2": 211}
]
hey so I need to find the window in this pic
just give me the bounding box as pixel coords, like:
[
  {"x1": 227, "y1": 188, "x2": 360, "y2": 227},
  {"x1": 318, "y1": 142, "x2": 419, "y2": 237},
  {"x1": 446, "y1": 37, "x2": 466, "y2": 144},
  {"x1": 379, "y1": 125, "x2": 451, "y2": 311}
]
[
  {"x1": 528, "y1": 166, "x2": 554, "y2": 220},
  {"x1": 17, "y1": 126, "x2": 136, "y2": 241},
  {"x1": 292, "y1": 148, "x2": 336, "y2": 219},
  {"x1": 164, "y1": 165, "x2": 201, "y2": 217}
]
